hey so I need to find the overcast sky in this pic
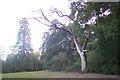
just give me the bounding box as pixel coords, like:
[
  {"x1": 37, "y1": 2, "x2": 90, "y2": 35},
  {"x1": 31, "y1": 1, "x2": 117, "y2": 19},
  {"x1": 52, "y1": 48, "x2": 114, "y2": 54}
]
[{"x1": 0, "y1": 0, "x2": 70, "y2": 58}]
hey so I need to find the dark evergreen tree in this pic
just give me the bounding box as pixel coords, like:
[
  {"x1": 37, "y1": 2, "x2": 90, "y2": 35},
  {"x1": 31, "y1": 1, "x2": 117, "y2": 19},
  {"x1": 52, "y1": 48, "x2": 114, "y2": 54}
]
[
  {"x1": 15, "y1": 18, "x2": 33, "y2": 56},
  {"x1": 14, "y1": 18, "x2": 34, "y2": 71}
]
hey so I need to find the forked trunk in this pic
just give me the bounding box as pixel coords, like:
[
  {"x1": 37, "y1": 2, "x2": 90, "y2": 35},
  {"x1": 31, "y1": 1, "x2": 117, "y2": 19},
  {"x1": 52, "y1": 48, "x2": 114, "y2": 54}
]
[{"x1": 73, "y1": 37, "x2": 87, "y2": 72}]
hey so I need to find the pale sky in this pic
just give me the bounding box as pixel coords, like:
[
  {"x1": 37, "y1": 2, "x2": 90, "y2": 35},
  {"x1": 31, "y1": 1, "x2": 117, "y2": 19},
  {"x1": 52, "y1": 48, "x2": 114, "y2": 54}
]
[{"x1": 0, "y1": 0, "x2": 70, "y2": 58}]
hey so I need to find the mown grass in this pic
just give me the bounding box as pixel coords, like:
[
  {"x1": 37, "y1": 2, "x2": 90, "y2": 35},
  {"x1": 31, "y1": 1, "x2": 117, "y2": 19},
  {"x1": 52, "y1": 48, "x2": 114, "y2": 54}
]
[
  {"x1": 2, "y1": 71, "x2": 119, "y2": 78},
  {"x1": 2, "y1": 71, "x2": 64, "y2": 78}
]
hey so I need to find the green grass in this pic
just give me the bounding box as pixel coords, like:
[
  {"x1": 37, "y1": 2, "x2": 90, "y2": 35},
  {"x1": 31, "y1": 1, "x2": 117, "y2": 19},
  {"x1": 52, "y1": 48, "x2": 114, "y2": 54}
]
[
  {"x1": 2, "y1": 71, "x2": 119, "y2": 78},
  {"x1": 2, "y1": 71, "x2": 69, "y2": 78}
]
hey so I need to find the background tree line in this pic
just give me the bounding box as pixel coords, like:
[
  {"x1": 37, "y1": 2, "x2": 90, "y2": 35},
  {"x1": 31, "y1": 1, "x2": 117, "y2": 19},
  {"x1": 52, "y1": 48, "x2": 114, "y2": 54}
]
[{"x1": 2, "y1": 18, "x2": 45, "y2": 73}]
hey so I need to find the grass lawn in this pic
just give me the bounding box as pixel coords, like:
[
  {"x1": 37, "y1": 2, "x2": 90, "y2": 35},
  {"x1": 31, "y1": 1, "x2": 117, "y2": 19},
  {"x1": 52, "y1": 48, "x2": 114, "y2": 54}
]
[
  {"x1": 2, "y1": 71, "x2": 119, "y2": 78},
  {"x1": 2, "y1": 71, "x2": 71, "y2": 78}
]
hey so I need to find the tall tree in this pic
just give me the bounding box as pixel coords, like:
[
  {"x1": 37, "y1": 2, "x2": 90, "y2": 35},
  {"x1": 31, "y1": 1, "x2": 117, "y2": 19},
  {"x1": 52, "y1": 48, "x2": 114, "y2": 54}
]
[
  {"x1": 14, "y1": 18, "x2": 33, "y2": 71},
  {"x1": 87, "y1": 3, "x2": 119, "y2": 74},
  {"x1": 15, "y1": 18, "x2": 33, "y2": 56},
  {"x1": 32, "y1": 2, "x2": 93, "y2": 72}
]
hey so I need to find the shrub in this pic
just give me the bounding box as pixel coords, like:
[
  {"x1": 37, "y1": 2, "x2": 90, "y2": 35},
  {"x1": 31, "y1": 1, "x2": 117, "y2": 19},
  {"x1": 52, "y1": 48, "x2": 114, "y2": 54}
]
[
  {"x1": 66, "y1": 58, "x2": 81, "y2": 72},
  {"x1": 87, "y1": 51, "x2": 119, "y2": 74}
]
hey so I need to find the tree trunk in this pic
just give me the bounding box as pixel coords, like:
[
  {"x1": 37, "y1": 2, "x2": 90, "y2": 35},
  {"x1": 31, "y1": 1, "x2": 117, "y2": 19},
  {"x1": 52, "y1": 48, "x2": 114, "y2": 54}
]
[{"x1": 73, "y1": 37, "x2": 87, "y2": 72}]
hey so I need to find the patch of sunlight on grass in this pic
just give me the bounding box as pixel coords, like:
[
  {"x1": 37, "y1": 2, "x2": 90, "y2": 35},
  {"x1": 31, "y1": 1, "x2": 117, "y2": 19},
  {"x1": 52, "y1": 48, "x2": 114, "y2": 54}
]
[{"x1": 2, "y1": 71, "x2": 66, "y2": 78}]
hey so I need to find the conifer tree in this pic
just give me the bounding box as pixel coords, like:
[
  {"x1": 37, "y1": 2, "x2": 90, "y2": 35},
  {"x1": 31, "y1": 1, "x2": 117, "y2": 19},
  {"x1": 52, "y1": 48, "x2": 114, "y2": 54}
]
[
  {"x1": 14, "y1": 18, "x2": 34, "y2": 71},
  {"x1": 15, "y1": 18, "x2": 33, "y2": 57}
]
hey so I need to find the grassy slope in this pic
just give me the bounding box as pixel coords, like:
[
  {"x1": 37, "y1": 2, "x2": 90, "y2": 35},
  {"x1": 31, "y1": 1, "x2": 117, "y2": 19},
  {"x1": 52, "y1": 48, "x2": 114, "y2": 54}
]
[{"x1": 2, "y1": 71, "x2": 119, "y2": 78}]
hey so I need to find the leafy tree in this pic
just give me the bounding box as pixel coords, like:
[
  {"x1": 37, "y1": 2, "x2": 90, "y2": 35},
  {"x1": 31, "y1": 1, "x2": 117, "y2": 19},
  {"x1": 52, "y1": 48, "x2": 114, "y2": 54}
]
[
  {"x1": 50, "y1": 52, "x2": 71, "y2": 71},
  {"x1": 5, "y1": 53, "x2": 16, "y2": 72},
  {"x1": 32, "y1": 51, "x2": 42, "y2": 71},
  {"x1": 0, "y1": 46, "x2": 5, "y2": 73},
  {"x1": 87, "y1": 3, "x2": 119, "y2": 74},
  {"x1": 40, "y1": 29, "x2": 76, "y2": 70}
]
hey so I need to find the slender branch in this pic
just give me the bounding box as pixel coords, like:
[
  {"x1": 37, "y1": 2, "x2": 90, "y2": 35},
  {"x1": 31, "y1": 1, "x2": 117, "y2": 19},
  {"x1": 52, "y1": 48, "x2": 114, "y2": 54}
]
[
  {"x1": 46, "y1": 39, "x2": 70, "y2": 50},
  {"x1": 50, "y1": 8, "x2": 74, "y2": 21},
  {"x1": 33, "y1": 17, "x2": 51, "y2": 27},
  {"x1": 39, "y1": 9, "x2": 52, "y2": 24},
  {"x1": 53, "y1": 24, "x2": 73, "y2": 36},
  {"x1": 31, "y1": 9, "x2": 74, "y2": 36}
]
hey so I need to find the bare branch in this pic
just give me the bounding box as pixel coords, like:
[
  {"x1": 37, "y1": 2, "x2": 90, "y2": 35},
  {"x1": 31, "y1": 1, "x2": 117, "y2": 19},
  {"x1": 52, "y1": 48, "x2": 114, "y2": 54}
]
[
  {"x1": 33, "y1": 17, "x2": 51, "y2": 27},
  {"x1": 32, "y1": 9, "x2": 52, "y2": 24},
  {"x1": 45, "y1": 39, "x2": 70, "y2": 50},
  {"x1": 39, "y1": 9, "x2": 52, "y2": 24},
  {"x1": 50, "y1": 8, "x2": 74, "y2": 21},
  {"x1": 54, "y1": 25, "x2": 73, "y2": 36},
  {"x1": 31, "y1": 9, "x2": 74, "y2": 36}
]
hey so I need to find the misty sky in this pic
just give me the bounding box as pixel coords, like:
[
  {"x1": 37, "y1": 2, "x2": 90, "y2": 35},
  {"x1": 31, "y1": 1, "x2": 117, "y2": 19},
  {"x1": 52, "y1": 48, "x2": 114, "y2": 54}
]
[{"x1": 0, "y1": 0, "x2": 70, "y2": 58}]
